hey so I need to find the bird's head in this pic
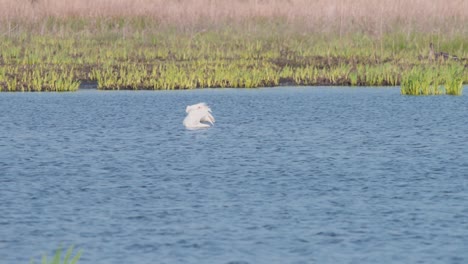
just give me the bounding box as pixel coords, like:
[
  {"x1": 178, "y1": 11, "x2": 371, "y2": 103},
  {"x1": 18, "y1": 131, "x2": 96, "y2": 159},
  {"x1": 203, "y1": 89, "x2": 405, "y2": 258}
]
[{"x1": 186, "y1": 102, "x2": 209, "y2": 113}]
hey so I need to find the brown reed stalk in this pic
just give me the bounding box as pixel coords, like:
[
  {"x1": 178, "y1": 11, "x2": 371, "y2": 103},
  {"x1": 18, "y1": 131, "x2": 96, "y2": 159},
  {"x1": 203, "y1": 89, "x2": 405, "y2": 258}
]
[{"x1": 0, "y1": 0, "x2": 466, "y2": 34}]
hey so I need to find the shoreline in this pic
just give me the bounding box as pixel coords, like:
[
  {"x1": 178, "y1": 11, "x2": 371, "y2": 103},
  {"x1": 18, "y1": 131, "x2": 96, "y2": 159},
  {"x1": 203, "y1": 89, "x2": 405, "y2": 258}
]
[{"x1": 0, "y1": 23, "x2": 467, "y2": 92}]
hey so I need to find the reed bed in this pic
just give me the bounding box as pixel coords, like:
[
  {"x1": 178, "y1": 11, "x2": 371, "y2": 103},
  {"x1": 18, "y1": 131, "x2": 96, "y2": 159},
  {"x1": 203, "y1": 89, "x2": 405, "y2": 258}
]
[
  {"x1": 1, "y1": 0, "x2": 467, "y2": 34},
  {"x1": 0, "y1": 1, "x2": 466, "y2": 92},
  {"x1": 401, "y1": 66, "x2": 464, "y2": 95}
]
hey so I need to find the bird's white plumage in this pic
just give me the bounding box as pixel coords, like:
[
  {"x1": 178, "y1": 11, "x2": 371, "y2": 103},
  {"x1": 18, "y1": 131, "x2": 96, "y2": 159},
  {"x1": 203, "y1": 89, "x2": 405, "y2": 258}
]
[{"x1": 183, "y1": 103, "x2": 215, "y2": 129}]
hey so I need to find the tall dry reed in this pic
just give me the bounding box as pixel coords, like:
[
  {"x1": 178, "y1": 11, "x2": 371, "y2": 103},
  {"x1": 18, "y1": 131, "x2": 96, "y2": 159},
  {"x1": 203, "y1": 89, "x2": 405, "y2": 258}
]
[{"x1": 0, "y1": 0, "x2": 467, "y2": 34}]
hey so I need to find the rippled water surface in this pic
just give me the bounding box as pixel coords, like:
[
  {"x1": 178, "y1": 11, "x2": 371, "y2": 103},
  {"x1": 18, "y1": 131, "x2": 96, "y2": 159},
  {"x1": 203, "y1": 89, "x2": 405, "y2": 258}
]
[{"x1": 1, "y1": 87, "x2": 468, "y2": 264}]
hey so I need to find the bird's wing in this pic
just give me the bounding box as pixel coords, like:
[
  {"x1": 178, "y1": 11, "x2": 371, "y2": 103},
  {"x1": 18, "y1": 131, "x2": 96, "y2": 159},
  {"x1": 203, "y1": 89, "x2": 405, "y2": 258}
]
[
  {"x1": 183, "y1": 109, "x2": 209, "y2": 127},
  {"x1": 200, "y1": 112, "x2": 215, "y2": 125},
  {"x1": 183, "y1": 112, "x2": 201, "y2": 128}
]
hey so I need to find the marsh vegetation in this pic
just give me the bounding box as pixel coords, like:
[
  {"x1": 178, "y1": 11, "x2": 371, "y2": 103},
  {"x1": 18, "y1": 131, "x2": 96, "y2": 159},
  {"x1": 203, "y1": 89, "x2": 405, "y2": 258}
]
[
  {"x1": 30, "y1": 246, "x2": 81, "y2": 264},
  {"x1": 0, "y1": 0, "x2": 466, "y2": 93}
]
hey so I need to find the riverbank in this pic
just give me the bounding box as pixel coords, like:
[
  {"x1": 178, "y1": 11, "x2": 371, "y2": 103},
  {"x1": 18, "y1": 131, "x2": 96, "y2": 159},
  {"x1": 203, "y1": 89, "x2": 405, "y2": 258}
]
[
  {"x1": 1, "y1": 28, "x2": 466, "y2": 92},
  {"x1": 0, "y1": 1, "x2": 467, "y2": 91}
]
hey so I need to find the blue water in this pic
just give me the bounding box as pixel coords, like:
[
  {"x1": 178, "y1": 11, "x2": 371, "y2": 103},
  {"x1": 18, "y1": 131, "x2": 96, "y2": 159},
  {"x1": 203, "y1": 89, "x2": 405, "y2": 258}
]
[{"x1": 1, "y1": 87, "x2": 468, "y2": 264}]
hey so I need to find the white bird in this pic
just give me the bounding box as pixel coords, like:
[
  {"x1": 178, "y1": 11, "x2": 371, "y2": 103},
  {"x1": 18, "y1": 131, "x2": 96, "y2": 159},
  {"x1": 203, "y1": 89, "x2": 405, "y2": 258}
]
[{"x1": 183, "y1": 102, "x2": 215, "y2": 129}]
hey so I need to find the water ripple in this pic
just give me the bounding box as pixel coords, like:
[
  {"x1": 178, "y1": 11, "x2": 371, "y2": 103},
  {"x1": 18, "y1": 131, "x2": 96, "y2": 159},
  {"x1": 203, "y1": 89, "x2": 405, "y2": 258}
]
[{"x1": 1, "y1": 88, "x2": 467, "y2": 263}]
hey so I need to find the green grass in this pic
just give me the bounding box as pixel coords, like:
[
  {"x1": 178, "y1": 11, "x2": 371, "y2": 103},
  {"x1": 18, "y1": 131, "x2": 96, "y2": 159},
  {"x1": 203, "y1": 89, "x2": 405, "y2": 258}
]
[
  {"x1": 0, "y1": 20, "x2": 467, "y2": 92},
  {"x1": 401, "y1": 65, "x2": 464, "y2": 96},
  {"x1": 30, "y1": 246, "x2": 81, "y2": 264}
]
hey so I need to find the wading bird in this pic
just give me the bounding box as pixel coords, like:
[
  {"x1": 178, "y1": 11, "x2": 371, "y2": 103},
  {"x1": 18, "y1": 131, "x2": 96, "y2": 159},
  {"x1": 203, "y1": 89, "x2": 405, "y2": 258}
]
[
  {"x1": 429, "y1": 43, "x2": 459, "y2": 61},
  {"x1": 183, "y1": 103, "x2": 215, "y2": 129}
]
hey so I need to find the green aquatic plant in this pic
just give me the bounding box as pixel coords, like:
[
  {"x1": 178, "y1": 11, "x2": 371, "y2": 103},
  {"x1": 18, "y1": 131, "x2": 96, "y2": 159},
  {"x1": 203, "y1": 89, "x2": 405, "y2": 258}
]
[
  {"x1": 443, "y1": 66, "x2": 464, "y2": 96},
  {"x1": 401, "y1": 68, "x2": 439, "y2": 95},
  {"x1": 401, "y1": 65, "x2": 464, "y2": 96},
  {"x1": 30, "y1": 246, "x2": 81, "y2": 264}
]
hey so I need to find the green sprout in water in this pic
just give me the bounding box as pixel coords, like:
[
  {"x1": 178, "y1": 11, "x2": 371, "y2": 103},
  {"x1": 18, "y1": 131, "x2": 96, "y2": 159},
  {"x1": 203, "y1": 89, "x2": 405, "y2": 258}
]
[{"x1": 30, "y1": 246, "x2": 82, "y2": 264}]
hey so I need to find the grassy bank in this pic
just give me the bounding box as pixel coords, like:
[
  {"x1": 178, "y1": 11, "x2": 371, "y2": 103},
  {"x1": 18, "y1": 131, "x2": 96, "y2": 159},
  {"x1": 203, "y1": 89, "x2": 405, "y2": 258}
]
[{"x1": 0, "y1": 1, "x2": 467, "y2": 92}]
